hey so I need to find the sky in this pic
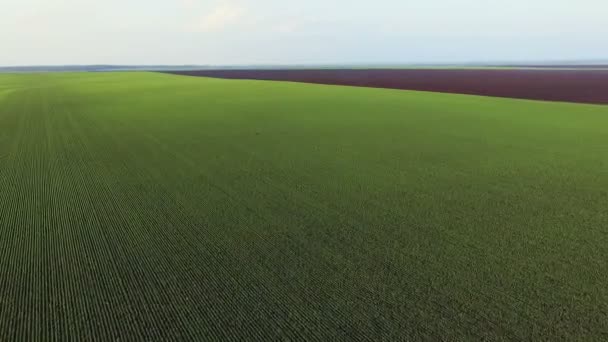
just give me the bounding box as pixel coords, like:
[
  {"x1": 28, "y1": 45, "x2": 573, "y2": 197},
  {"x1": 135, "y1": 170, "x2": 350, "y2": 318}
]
[{"x1": 1, "y1": 0, "x2": 607, "y2": 66}]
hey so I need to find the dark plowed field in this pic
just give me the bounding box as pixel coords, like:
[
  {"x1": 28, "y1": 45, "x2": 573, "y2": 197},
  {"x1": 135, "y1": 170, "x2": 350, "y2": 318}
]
[{"x1": 166, "y1": 69, "x2": 608, "y2": 104}]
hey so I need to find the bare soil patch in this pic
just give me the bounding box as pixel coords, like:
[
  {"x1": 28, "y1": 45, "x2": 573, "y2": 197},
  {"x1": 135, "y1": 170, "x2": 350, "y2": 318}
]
[{"x1": 166, "y1": 69, "x2": 608, "y2": 104}]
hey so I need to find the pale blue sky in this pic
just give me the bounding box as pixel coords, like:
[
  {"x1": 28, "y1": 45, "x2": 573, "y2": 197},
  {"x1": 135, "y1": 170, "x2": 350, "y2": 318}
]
[{"x1": 1, "y1": 0, "x2": 607, "y2": 65}]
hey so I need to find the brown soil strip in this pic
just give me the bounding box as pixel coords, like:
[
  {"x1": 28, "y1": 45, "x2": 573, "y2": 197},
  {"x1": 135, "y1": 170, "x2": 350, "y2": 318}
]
[{"x1": 165, "y1": 69, "x2": 608, "y2": 105}]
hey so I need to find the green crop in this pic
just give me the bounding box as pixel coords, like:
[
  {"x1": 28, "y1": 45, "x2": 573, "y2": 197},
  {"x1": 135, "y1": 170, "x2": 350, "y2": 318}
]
[{"x1": 1, "y1": 72, "x2": 607, "y2": 340}]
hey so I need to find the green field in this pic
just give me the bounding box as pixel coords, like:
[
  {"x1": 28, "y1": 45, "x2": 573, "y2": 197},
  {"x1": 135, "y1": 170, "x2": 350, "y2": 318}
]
[{"x1": 1, "y1": 72, "x2": 607, "y2": 340}]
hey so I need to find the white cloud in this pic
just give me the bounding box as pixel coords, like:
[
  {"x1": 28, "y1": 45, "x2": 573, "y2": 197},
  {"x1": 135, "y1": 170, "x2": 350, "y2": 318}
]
[
  {"x1": 2, "y1": 0, "x2": 608, "y2": 65},
  {"x1": 188, "y1": 3, "x2": 246, "y2": 33}
]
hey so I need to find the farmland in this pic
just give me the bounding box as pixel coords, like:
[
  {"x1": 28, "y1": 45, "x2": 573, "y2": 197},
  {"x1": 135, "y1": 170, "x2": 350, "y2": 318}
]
[
  {"x1": 168, "y1": 68, "x2": 608, "y2": 104},
  {"x1": 1, "y1": 71, "x2": 608, "y2": 340}
]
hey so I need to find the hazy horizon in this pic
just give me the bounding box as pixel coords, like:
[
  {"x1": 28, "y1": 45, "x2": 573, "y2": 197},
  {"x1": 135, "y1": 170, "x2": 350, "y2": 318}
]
[
  {"x1": 2, "y1": 0, "x2": 607, "y2": 66},
  {"x1": 3, "y1": 58, "x2": 608, "y2": 68}
]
